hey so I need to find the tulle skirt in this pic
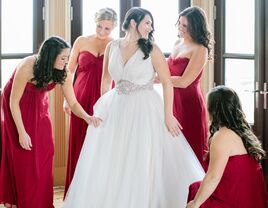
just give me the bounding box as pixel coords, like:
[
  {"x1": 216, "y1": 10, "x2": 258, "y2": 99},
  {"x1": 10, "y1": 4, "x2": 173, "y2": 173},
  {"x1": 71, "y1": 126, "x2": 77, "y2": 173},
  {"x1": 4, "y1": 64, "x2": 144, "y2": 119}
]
[{"x1": 63, "y1": 88, "x2": 204, "y2": 208}]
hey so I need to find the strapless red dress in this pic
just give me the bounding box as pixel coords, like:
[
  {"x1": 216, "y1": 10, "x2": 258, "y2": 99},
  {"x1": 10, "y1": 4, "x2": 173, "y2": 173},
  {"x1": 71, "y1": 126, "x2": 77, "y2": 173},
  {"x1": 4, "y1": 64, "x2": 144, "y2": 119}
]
[
  {"x1": 168, "y1": 56, "x2": 208, "y2": 168},
  {"x1": 188, "y1": 154, "x2": 268, "y2": 207},
  {"x1": 0, "y1": 71, "x2": 56, "y2": 208},
  {"x1": 64, "y1": 51, "x2": 104, "y2": 195}
]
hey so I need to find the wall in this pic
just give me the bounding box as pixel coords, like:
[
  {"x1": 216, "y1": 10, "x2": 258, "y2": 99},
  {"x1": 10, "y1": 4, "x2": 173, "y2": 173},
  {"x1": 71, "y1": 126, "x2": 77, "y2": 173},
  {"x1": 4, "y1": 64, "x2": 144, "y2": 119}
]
[
  {"x1": 45, "y1": 0, "x2": 71, "y2": 186},
  {"x1": 192, "y1": 0, "x2": 215, "y2": 95}
]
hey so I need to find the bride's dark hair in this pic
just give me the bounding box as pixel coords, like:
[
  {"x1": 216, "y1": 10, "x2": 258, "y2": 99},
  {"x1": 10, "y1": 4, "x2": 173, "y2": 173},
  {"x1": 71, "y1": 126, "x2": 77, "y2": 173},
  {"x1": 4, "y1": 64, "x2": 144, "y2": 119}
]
[
  {"x1": 31, "y1": 36, "x2": 70, "y2": 89},
  {"x1": 122, "y1": 7, "x2": 154, "y2": 60}
]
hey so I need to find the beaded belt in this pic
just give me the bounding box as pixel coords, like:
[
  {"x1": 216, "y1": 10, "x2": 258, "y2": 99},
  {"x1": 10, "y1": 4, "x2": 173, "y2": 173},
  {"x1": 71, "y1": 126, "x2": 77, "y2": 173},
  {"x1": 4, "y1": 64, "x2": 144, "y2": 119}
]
[{"x1": 116, "y1": 80, "x2": 153, "y2": 95}]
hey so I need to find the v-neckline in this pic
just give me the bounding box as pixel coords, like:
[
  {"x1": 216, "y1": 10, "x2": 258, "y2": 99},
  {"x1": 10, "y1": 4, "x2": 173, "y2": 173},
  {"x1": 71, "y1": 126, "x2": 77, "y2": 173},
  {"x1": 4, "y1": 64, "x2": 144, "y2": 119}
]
[{"x1": 118, "y1": 40, "x2": 139, "y2": 68}]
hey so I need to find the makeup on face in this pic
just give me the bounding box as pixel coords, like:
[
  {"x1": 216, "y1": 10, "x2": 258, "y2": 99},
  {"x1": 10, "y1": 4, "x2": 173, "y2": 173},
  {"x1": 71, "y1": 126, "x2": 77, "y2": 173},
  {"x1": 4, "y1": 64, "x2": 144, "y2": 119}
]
[
  {"x1": 54, "y1": 48, "x2": 70, "y2": 70},
  {"x1": 96, "y1": 20, "x2": 114, "y2": 39}
]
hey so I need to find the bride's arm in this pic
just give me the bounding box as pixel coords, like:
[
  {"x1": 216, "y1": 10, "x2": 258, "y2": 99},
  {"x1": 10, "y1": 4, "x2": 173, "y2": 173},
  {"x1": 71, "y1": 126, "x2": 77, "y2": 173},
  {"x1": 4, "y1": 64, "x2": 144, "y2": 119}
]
[
  {"x1": 151, "y1": 44, "x2": 182, "y2": 137},
  {"x1": 101, "y1": 42, "x2": 113, "y2": 96}
]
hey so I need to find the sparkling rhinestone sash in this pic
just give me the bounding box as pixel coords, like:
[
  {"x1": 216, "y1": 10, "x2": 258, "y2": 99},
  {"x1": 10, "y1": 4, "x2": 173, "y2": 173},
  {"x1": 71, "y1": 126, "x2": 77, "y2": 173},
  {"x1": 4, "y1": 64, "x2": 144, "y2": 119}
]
[{"x1": 116, "y1": 80, "x2": 153, "y2": 95}]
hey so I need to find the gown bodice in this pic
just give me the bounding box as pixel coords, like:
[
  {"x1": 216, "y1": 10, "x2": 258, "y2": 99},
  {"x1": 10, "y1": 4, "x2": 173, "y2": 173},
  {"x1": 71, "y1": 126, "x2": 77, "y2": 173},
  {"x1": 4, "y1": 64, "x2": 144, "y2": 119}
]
[{"x1": 108, "y1": 39, "x2": 155, "y2": 85}]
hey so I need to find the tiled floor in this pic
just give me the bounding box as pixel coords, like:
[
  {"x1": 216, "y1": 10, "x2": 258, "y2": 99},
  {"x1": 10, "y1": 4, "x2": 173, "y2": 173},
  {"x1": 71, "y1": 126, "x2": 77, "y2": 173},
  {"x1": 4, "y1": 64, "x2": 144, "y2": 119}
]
[{"x1": 0, "y1": 186, "x2": 64, "y2": 208}]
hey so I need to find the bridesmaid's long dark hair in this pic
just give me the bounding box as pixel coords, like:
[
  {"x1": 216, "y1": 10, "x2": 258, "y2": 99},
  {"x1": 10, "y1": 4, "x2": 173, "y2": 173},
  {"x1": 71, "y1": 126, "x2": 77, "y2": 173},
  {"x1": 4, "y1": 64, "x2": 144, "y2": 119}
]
[
  {"x1": 178, "y1": 6, "x2": 214, "y2": 60},
  {"x1": 122, "y1": 7, "x2": 154, "y2": 60},
  {"x1": 31, "y1": 36, "x2": 70, "y2": 89},
  {"x1": 207, "y1": 85, "x2": 265, "y2": 162}
]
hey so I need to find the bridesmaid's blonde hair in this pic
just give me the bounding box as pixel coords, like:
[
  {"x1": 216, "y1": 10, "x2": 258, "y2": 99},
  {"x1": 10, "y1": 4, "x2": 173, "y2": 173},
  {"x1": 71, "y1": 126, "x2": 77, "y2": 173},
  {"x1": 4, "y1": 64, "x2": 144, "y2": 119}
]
[{"x1": 95, "y1": 8, "x2": 117, "y2": 27}]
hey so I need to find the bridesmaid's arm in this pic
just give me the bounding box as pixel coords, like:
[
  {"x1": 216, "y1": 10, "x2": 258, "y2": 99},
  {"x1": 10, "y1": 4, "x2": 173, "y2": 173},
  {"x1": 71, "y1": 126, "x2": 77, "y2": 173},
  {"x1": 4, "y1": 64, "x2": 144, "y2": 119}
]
[
  {"x1": 61, "y1": 71, "x2": 102, "y2": 127},
  {"x1": 171, "y1": 46, "x2": 207, "y2": 88},
  {"x1": 67, "y1": 36, "x2": 84, "y2": 74},
  {"x1": 101, "y1": 42, "x2": 113, "y2": 95},
  {"x1": 63, "y1": 36, "x2": 83, "y2": 114},
  {"x1": 10, "y1": 57, "x2": 35, "y2": 150},
  {"x1": 187, "y1": 131, "x2": 230, "y2": 207},
  {"x1": 151, "y1": 44, "x2": 181, "y2": 137}
]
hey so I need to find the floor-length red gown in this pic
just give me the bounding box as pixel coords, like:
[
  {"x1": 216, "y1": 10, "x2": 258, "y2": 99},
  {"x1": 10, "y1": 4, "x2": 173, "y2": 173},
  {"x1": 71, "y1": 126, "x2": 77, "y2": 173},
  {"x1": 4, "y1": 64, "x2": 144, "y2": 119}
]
[
  {"x1": 188, "y1": 154, "x2": 268, "y2": 207},
  {"x1": 168, "y1": 57, "x2": 208, "y2": 168},
  {"x1": 0, "y1": 71, "x2": 56, "y2": 208},
  {"x1": 64, "y1": 51, "x2": 104, "y2": 195}
]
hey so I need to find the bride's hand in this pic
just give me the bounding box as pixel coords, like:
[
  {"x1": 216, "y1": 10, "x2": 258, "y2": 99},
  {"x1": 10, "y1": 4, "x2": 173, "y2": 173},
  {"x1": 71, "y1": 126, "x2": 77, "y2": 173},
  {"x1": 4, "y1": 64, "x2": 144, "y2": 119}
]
[
  {"x1": 85, "y1": 116, "x2": 102, "y2": 127},
  {"x1": 165, "y1": 114, "x2": 182, "y2": 137}
]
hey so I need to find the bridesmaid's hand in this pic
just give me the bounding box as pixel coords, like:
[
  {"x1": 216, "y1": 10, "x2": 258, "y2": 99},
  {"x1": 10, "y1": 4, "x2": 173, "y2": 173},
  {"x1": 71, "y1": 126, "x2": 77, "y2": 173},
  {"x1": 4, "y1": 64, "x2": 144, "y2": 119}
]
[
  {"x1": 19, "y1": 131, "x2": 32, "y2": 150},
  {"x1": 186, "y1": 200, "x2": 199, "y2": 208},
  {"x1": 154, "y1": 74, "x2": 160, "y2": 84},
  {"x1": 165, "y1": 114, "x2": 182, "y2": 137},
  {"x1": 63, "y1": 99, "x2": 71, "y2": 115},
  {"x1": 85, "y1": 116, "x2": 102, "y2": 127}
]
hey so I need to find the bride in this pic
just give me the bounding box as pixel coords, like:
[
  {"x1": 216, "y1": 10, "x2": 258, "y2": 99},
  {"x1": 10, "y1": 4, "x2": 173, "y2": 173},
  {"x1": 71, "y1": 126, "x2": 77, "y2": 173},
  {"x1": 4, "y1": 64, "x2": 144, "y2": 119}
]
[{"x1": 63, "y1": 7, "x2": 204, "y2": 208}]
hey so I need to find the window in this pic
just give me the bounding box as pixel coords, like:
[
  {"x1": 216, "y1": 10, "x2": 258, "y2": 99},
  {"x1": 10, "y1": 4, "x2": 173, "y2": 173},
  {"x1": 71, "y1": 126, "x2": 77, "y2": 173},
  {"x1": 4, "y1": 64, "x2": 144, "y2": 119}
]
[
  {"x1": 141, "y1": 0, "x2": 179, "y2": 53},
  {"x1": 71, "y1": 0, "x2": 189, "y2": 54},
  {"x1": 0, "y1": 0, "x2": 44, "y2": 88},
  {"x1": 70, "y1": 0, "x2": 189, "y2": 97},
  {"x1": 82, "y1": 0, "x2": 120, "y2": 39},
  {"x1": 214, "y1": 0, "x2": 255, "y2": 123}
]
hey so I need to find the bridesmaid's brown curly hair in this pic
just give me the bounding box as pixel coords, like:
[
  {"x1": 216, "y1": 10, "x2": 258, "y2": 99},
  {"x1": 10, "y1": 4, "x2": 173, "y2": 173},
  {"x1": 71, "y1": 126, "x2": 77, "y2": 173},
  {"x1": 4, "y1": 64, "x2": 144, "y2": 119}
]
[{"x1": 31, "y1": 36, "x2": 70, "y2": 89}]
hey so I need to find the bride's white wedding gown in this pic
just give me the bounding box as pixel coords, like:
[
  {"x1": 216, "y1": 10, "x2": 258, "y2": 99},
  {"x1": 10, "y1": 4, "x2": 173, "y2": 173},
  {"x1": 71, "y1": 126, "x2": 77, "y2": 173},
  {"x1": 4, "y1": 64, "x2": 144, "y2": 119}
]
[{"x1": 63, "y1": 39, "x2": 205, "y2": 208}]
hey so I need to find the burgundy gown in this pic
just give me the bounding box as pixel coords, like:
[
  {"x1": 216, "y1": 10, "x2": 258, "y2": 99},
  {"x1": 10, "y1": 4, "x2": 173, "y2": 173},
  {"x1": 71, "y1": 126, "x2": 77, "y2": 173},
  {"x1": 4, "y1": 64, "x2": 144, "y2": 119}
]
[
  {"x1": 168, "y1": 57, "x2": 208, "y2": 168},
  {"x1": 188, "y1": 154, "x2": 268, "y2": 208},
  {"x1": 0, "y1": 71, "x2": 56, "y2": 208},
  {"x1": 64, "y1": 51, "x2": 104, "y2": 195}
]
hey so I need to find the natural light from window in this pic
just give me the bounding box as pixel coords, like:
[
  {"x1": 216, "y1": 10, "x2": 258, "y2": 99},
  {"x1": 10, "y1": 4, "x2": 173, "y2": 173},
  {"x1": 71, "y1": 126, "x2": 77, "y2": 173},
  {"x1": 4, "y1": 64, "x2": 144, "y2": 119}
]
[
  {"x1": 141, "y1": 1, "x2": 179, "y2": 98},
  {"x1": 141, "y1": 0, "x2": 179, "y2": 53},
  {"x1": 1, "y1": 0, "x2": 33, "y2": 88},
  {"x1": 225, "y1": 59, "x2": 254, "y2": 124},
  {"x1": 82, "y1": 0, "x2": 120, "y2": 39},
  {"x1": 2, "y1": 60, "x2": 21, "y2": 87},
  {"x1": 2, "y1": 0, "x2": 33, "y2": 53},
  {"x1": 225, "y1": 0, "x2": 254, "y2": 54}
]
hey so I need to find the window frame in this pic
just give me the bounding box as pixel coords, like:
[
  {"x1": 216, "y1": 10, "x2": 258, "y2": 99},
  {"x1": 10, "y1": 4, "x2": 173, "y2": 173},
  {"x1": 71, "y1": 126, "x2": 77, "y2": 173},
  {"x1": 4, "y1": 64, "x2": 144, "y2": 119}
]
[{"x1": 70, "y1": 0, "x2": 190, "y2": 55}]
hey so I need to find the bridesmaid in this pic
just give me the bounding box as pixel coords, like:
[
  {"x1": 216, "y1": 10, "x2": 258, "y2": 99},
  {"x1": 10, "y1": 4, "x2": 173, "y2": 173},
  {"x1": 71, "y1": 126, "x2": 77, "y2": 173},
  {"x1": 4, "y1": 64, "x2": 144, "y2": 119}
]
[
  {"x1": 0, "y1": 36, "x2": 100, "y2": 208},
  {"x1": 187, "y1": 86, "x2": 268, "y2": 208},
  {"x1": 63, "y1": 7, "x2": 117, "y2": 196},
  {"x1": 167, "y1": 6, "x2": 214, "y2": 168}
]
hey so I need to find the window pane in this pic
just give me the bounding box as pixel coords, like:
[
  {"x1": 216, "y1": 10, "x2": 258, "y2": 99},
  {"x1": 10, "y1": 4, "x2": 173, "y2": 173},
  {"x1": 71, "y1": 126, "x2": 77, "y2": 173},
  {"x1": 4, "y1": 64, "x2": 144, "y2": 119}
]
[
  {"x1": 82, "y1": 1, "x2": 120, "y2": 39},
  {"x1": 225, "y1": 0, "x2": 254, "y2": 54},
  {"x1": 1, "y1": 59, "x2": 21, "y2": 88},
  {"x1": 141, "y1": 0, "x2": 179, "y2": 53},
  {"x1": 2, "y1": 0, "x2": 33, "y2": 53},
  {"x1": 225, "y1": 59, "x2": 254, "y2": 123}
]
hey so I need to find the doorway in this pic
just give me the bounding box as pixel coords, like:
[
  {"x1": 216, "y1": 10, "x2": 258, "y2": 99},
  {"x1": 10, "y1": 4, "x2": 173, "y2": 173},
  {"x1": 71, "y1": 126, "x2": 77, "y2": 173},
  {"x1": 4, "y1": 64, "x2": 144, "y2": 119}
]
[{"x1": 214, "y1": 0, "x2": 268, "y2": 184}]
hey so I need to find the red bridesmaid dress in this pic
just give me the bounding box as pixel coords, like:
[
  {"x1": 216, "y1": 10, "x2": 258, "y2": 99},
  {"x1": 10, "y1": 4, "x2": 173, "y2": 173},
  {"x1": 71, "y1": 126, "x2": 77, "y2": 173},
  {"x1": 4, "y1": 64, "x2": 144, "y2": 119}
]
[
  {"x1": 188, "y1": 154, "x2": 268, "y2": 208},
  {"x1": 0, "y1": 71, "x2": 56, "y2": 208},
  {"x1": 168, "y1": 56, "x2": 208, "y2": 168},
  {"x1": 64, "y1": 51, "x2": 104, "y2": 195}
]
